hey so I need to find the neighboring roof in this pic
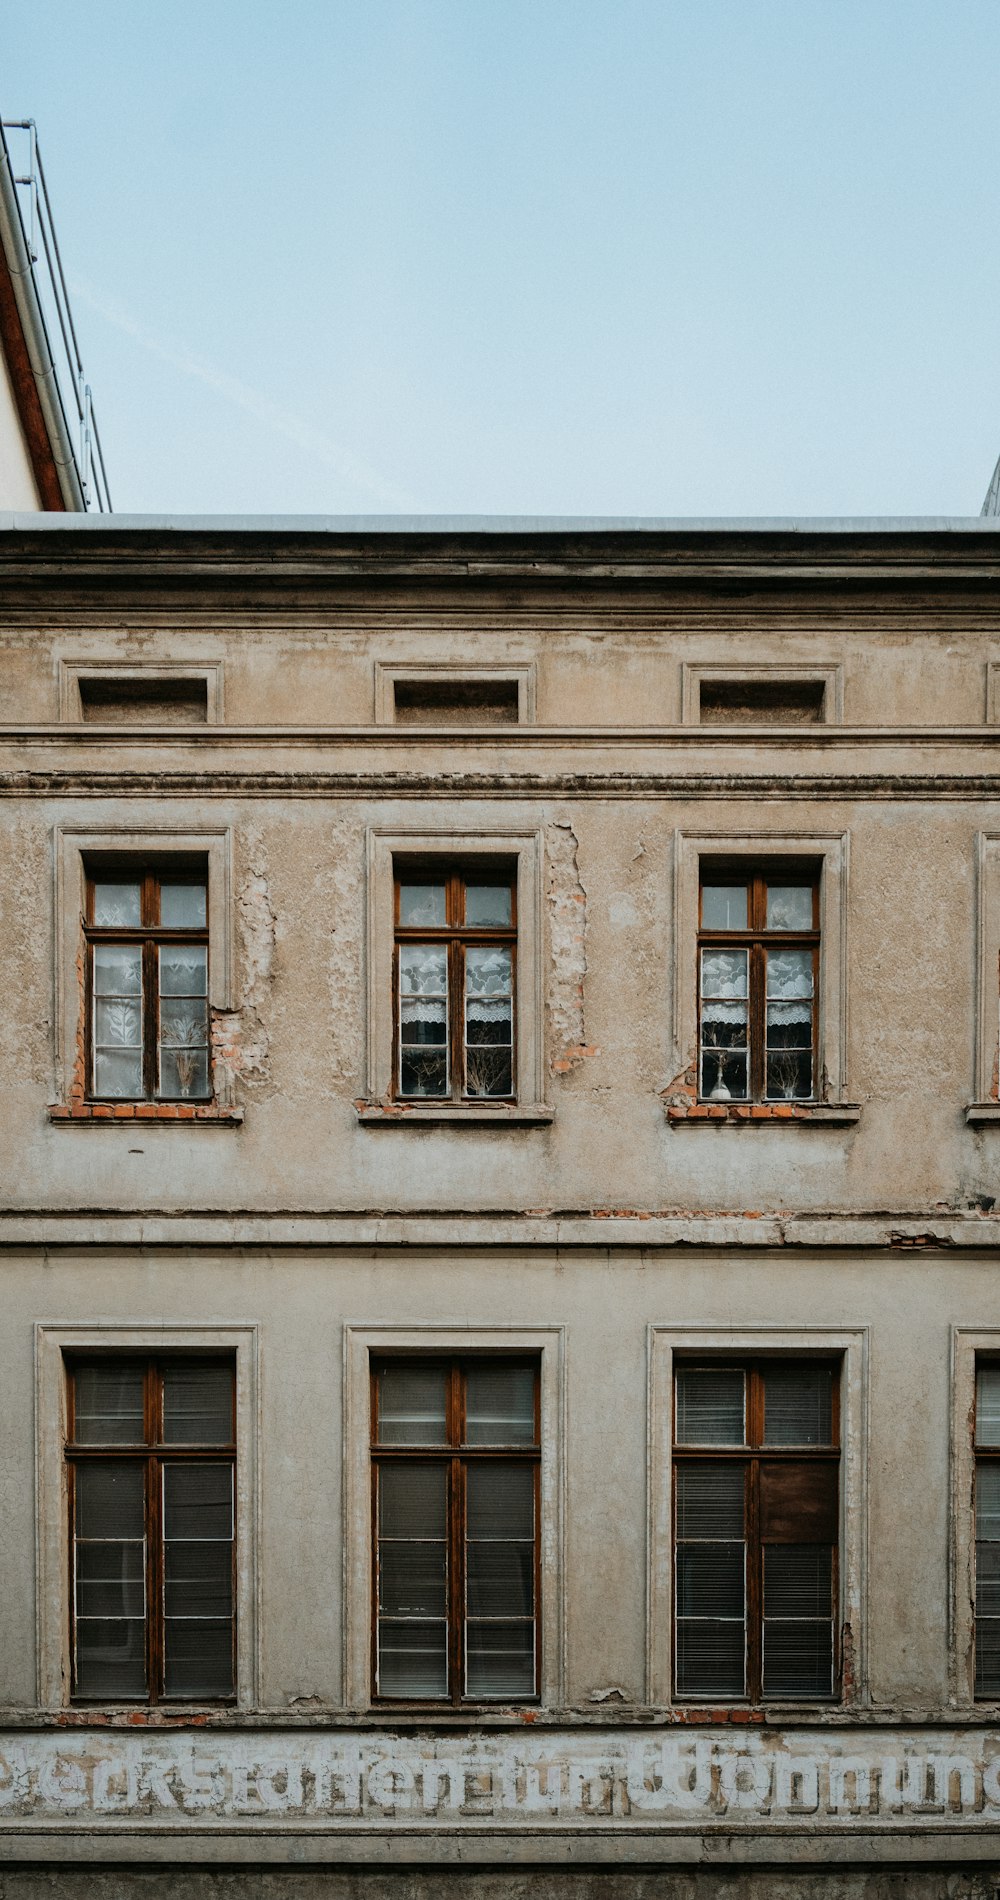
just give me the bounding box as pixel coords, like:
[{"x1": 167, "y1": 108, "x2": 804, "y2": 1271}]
[
  {"x1": 1, "y1": 513, "x2": 1000, "y2": 535},
  {"x1": 983, "y1": 456, "x2": 1000, "y2": 519}
]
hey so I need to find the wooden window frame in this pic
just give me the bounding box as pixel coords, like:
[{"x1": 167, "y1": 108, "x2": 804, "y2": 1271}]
[
  {"x1": 698, "y1": 861, "x2": 820, "y2": 1103},
  {"x1": 671, "y1": 1356, "x2": 841, "y2": 1706},
  {"x1": 370, "y1": 1354, "x2": 541, "y2": 1706},
  {"x1": 65, "y1": 1354, "x2": 236, "y2": 1706},
  {"x1": 974, "y1": 1357, "x2": 1000, "y2": 1699},
  {"x1": 83, "y1": 856, "x2": 210, "y2": 1104},
  {"x1": 392, "y1": 861, "x2": 518, "y2": 1104}
]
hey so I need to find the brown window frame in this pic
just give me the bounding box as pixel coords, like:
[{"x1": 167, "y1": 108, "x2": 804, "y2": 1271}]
[
  {"x1": 83, "y1": 857, "x2": 211, "y2": 1103},
  {"x1": 370, "y1": 1354, "x2": 541, "y2": 1706},
  {"x1": 974, "y1": 1358, "x2": 1000, "y2": 1698},
  {"x1": 65, "y1": 1354, "x2": 236, "y2": 1706},
  {"x1": 698, "y1": 861, "x2": 820, "y2": 1103},
  {"x1": 392, "y1": 862, "x2": 517, "y2": 1104},
  {"x1": 672, "y1": 1357, "x2": 841, "y2": 1706}
]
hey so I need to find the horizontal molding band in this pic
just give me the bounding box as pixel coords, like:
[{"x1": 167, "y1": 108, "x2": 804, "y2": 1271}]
[{"x1": 6, "y1": 772, "x2": 1000, "y2": 799}]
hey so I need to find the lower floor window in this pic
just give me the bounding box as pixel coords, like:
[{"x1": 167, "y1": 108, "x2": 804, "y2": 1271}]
[
  {"x1": 976, "y1": 1362, "x2": 1000, "y2": 1695},
  {"x1": 371, "y1": 1356, "x2": 540, "y2": 1702},
  {"x1": 67, "y1": 1356, "x2": 235, "y2": 1702},
  {"x1": 673, "y1": 1360, "x2": 840, "y2": 1702}
]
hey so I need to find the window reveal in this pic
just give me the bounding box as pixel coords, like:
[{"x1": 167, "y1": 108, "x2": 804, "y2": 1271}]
[
  {"x1": 371, "y1": 1359, "x2": 540, "y2": 1702},
  {"x1": 84, "y1": 865, "x2": 210, "y2": 1101},
  {"x1": 673, "y1": 1362, "x2": 839, "y2": 1702},
  {"x1": 66, "y1": 1358, "x2": 235, "y2": 1702},
  {"x1": 698, "y1": 868, "x2": 819, "y2": 1102},
  {"x1": 975, "y1": 1363, "x2": 1000, "y2": 1695},
  {"x1": 394, "y1": 868, "x2": 516, "y2": 1100}
]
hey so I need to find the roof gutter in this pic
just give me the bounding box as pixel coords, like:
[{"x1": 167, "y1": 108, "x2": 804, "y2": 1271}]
[{"x1": 0, "y1": 127, "x2": 84, "y2": 511}]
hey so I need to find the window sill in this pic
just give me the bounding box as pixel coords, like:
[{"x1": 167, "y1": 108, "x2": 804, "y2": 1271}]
[
  {"x1": 48, "y1": 1103, "x2": 244, "y2": 1126},
  {"x1": 665, "y1": 1102, "x2": 862, "y2": 1127},
  {"x1": 355, "y1": 1100, "x2": 554, "y2": 1127},
  {"x1": 966, "y1": 1102, "x2": 1000, "y2": 1124}
]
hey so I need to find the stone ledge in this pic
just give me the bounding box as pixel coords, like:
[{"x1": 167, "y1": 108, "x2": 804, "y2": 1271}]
[
  {"x1": 355, "y1": 1102, "x2": 554, "y2": 1127},
  {"x1": 48, "y1": 1104, "x2": 244, "y2": 1127},
  {"x1": 966, "y1": 1102, "x2": 1000, "y2": 1125},
  {"x1": 665, "y1": 1102, "x2": 863, "y2": 1127}
]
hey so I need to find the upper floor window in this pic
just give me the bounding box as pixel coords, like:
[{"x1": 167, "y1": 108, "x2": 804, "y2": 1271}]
[
  {"x1": 66, "y1": 1356, "x2": 235, "y2": 1702},
  {"x1": 371, "y1": 1357, "x2": 540, "y2": 1702},
  {"x1": 673, "y1": 1359, "x2": 840, "y2": 1703},
  {"x1": 84, "y1": 862, "x2": 210, "y2": 1102},
  {"x1": 394, "y1": 865, "x2": 516, "y2": 1101},
  {"x1": 698, "y1": 865, "x2": 819, "y2": 1103},
  {"x1": 975, "y1": 1362, "x2": 1000, "y2": 1696}
]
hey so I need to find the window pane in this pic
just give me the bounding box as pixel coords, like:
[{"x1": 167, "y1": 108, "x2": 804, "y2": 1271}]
[
  {"x1": 675, "y1": 1368, "x2": 745, "y2": 1445},
  {"x1": 160, "y1": 883, "x2": 207, "y2": 927},
  {"x1": 700, "y1": 1047, "x2": 748, "y2": 1101},
  {"x1": 677, "y1": 1545, "x2": 744, "y2": 1617},
  {"x1": 75, "y1": 1461, "x2": 145, "y2": 1539},
  {"x1": 399, "y1": 883, "x2": 446, "y2": 926},
  {"x1": 159, "y1": 1048, "x2": 211, "y2": 1098},
  {"x1": 765, "y1": 949, "x2": 814, "y2": 999},
  {"x1": 465, "y1": 884, "x2": 512, "y2": 926},
  {"x1": 976, "y1": 1617, "x2": 1000, "y2": 1697},
  {"x1": 158, "y1": 995, "x2": 210, "y2": 1101},
  {"x1": 73, "y1": 1365, "x2": 145, "y2": 1444},
  {"x1": 465, "y1": 944, "x2": 513, "y2": 1096},
  {"x1": 165, "y1": 1540, "x2": 233, "y2": 1618},
  {"x1": 465, "y1": 1365, "x2": 536, "y2": 1444},
  {"x1": 162, "y1": 1464, "x2": 233, "y2": 1541},
  {"x1": 94, "y1": 998, "x2": 143, "y2": 1050},
  {"x1": 93, "y1": 943, "x2": 142, "y2": 996},
  {"x1": 978, "y1": 1463, "x2": 1000, "y2": 1540},
  {"x1": 379, "y1": 1463, "x2": 447, "y2": 1539},
  {"x1": 378, "y1": 1620, "x2": 448, "y2": 1697},
  {"x1": 676, "y1": 1618, "x2": 745, "y2": 1697},
  {"x1": 93, "y1": 1051, "x2": 144, "y2": 1099},
  {"x1": 92, "y1": 881, "x2": 141, "y2": 927},
  {"x1": 379, "y1": 1542, "x2": 447, "y2": 1618},
  {"x1": 377, "y1": 1366, "x2": 448, "y2": 1444},
  {"x1": 466, "y1": 1623, "x2": 534, "y2": 1697},
  {"x1": 766, "y1": 886, "x2": 814, "y2": 931},
  {"x1": 467, "y1": 1541, "x2": 534, "y2": 1619},
  {"x1": 763, "y1": 1368, "x2": 833, "y2": 1446},
  {"x1": 159, "y1": 944, "x2": 208, "y2": 997},
  {"x1": 764, "y1": 1543, "x2": 832, "y2": 1617},
  {"x1": 701, "y1": 885, "x2": 747, "y2": 930},
  {"x1": 675, "y1": 1462, "x2": 745, "y2": 1540},
  {"x1": 399, "y1": 944, "x2": 448, "y2": 1095},
  {"x1": 466, "y1": 1464, "x2": 534, "y2": 1541},
  {"x1": 763, "y1": 1541, "x2": 834, "y2": 1698},
  {"x1": 164, "y1": 1619, "x2": 233, "y2": 1699},
  {"x1": 75, "y1": 1618, "x2": 146, "y2": 1698},
  {"x1": 162, "y1": 1365, "x2": 232, "y2": 1444},
  {"x1": 977, "y1": 1540, "x2": 1000, "y2": 1618},
  {"x1": 763, "y1": 1620, "x2": 833, "y2": 1697},
  {"x1": 700, "y1": 947, "x2": 748, "y2": 998},
  {"x1": 76, "y1": 1541, "x2": 145, "y2": 1618},
  {"x1": 978, "y1": 1367, "x2": 1000, "y2": 1446}
]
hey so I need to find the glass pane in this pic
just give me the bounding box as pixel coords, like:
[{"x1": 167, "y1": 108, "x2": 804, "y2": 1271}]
[
  {"x1": 95, "y1": 999, "x2": 142, "y2": 1049},
  {"x1": 699, "y1": 1048, "x2": 748, "y2": 1100},
  {"x1": 467, "y1": 1464, "x2": 534, "y2": 1541},
  {"x1": 93, "y1": 942, "x2": 142, "y2": 996},
  {"x1": 677, "y1": 1545, "x2": 744, "y2": 1617},
  {"x1": 764, "y1": 1544, "x2": 832, "y2": 1617},
  {"x1": 76, "y1": 1542, "x2": 145, "y2": 1618},
  {"x1": 465, "y1": 945, "x2": 512, "y2": 998},
  {"x1": 676, "y1": 1618, "x2": 745, "y2": 1697},
  {"x1": 701, "y1": 1001, "x2": 748, "y2": 1047},
  {"x1": 675, "y1": 1368, "x2": 745, "y2": 1445},
  {"x1": 165, "y1": 1540, "x2": 233, "y2": 1618},
  {"x1": 379, "y1": 1542, "x2": 447, "y2": 1618},
  {"x1": 160, "y1": 883, "x2": 207, "y2": 927},
  {"x1": 75, "y1": 1618, "x2": 146, "y2": 1698},
  {"x1": 162, "y1": 1364, "x2": 232, "y2": 1443},
  {"x1": 766, "y1": 1049, "x2": 812, "y2": 1100},
  {"x1": 399, "y1": 883, "x2": 446, "y2": 926},
  {"x1": 377, "y1": 1366, "x2": 448, "y2": 1444},
  {"x1": 467, "y1": 1541, "x2": 534, "y2": 1618},
  {"x1": 766, "y1": 885, "x2": 813, "y2": 931},
  {"x1": 400, "y1": 1050, "x2": 449, "y2": 1097},
  {"x1": 400, "y1": 998, "x2": 447, "y2": 1042},
  {"x1": 977, "y1": 1463, "x2": 1000, "y2": 1540},
  {"x1": 378, "y1": 1619, "x2": 448, "y2": 1697},
  {"x1": 767, "y1": 1002, "x2": 813, "y2": 1045},
  {"x1": 92, "y1": 881, "x2": 141, "y2": 927},
  {"x1": 399, "y1": 944, "x2": 447, "y2": 995},
  {"x1": 976, "y1": 1540, "x2": 1000, "y2": 1617},
  {"x1": 977, "y1": 1367, "x2": 1000, "y2": 1446},
  {"x1": 701, "y1": 885, "x2": 747, "y2": 930},
  {"x1": 379, "y1": 1463, "x2": 447, "y2": 1539},
  {"x1": 765, "y1": 949, "x2": 814, "y2": 999},
  {"x1": 466, "y1": 1623, "x2": 534, "y2": 1697},
  {"x1": 763, "y1": 1620, "x2": 833, "y2": 1697},
  {"x1": 159, "y1": 998, "x2": 209, "y2": 1044},
  {"x1": 159, "y1": 944, "x2": 208, "y2": 996},
  {"x1": 675, "y1": 1462, "x2": 745, "y2": 1540},
  {"x1": 700, "y1": 947, "x2": 748, "y2": 1000},
  {"x1": 75, "y1": 1462, "x2": 145, "y2": 1539},
  {"x1": 465, "y1": 884, "x2": 512, "y2": 926},
  {"x1": 162, "y1": 1464, "x2": 233, "y2": 1541},
  {"x1": 975, "y1": 1618, "x2": 1000, "y2": 1696},
  {"x1": 94, "y1": 1050, "x2": 144, "y2": 1099},
  {"x1": 763, "y1": 1367, "x2": 833, "y2": 1445},
  {"x1": 159, "y1": 1048, "x2": 211, "y2": 1099},
  {"x1": 466, "y1": 1366, "x2": 535, "y2": 1444},
  {"x1": 164, "y1": 1619, "x2": 233, "y2": 1698},
  {"x1": 73, "y1": 1365, "x2": 145, "y2": 1444}
]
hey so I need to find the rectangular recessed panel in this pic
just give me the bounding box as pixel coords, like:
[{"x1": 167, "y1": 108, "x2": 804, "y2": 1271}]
[{"x1": 675, "y1": 1368, "x2": 745, "y2": 1445}]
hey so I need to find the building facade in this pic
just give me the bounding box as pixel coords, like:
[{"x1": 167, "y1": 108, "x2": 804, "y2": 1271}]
[{"x1": 3, "y1": 514, "x2": 1000, "y2": 1897}]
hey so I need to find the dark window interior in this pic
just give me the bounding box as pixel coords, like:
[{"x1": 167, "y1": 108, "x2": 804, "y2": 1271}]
[
  {"x1": 393, "y1": 679, "x2": 520, "y2": 725},
  {"x1": 79, "y1": 676, "x2": 209, "y2": 725},
  {"x1": 698, "y1": 678, "x2": 826, "y2": 725}
]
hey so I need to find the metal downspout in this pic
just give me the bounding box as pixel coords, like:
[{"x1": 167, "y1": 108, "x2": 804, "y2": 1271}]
[{"x1": 0, "y1": 126, "x2": 84, "y2": 511}]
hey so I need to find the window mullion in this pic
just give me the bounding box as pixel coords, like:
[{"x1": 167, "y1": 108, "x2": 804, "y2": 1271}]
[
  {"x1": 451, "y1": 939, "x2": 463, "y2": 1102},
  {"x1": 750, "y1": 943, "x2": 765, "y2": 1101},
  {"x1": 746, "y1": 1453, "x2": 761, "y2": 1703},
  {"x1": 143, "y1": 936, "x2": 157, "y2": 1101}
]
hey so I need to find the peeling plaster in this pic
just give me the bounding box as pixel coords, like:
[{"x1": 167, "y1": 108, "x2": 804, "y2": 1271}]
[
  {"x1": 212, "y1": 829, "x2": 276, "y2": 1095},
  {"x1": 546, "y1": 819, "x2": 598, "y2": 1074}
]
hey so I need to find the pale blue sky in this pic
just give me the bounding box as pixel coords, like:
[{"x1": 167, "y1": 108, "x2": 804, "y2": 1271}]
[{"x1": 7, "y1": 1, "x2": 1000, "y2": 516}]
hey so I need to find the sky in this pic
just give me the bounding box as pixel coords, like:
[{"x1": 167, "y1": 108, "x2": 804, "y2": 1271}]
[{"x1": 6, "y1": 0, "x2": 1000, "y2": 518}]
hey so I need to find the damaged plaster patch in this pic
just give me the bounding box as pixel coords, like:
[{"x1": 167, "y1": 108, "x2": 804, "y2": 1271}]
[
  {"x1": 211, "y1": 829, "x2": 276, "y2": 1095},
  {"x1": 546, "y1": 819, "x2": 598, "y2": 1074},
  {"x1": 0, "y1": 819, "x2": 51, "y2": 1086}
]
